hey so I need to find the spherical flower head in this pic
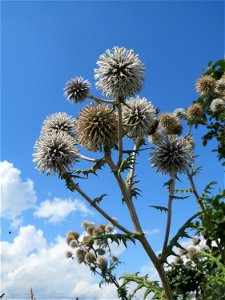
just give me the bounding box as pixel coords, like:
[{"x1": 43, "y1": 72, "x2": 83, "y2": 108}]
[
  {"x1": 64, "y1": 77, "x2": 90, "y2": 104},
  {"x1": 66, "y1": 231, "x2": 80, "y2": 245},
  {"x1": 95, "y1": 47, "x2": 145, "y2": 98},
  {"x1": 93, "y1": 227, "x2": 104, "y2": 236},
  {"x1": 186, "y1": 104, "x2": 204, "y2": 124},
  {"x1": 84, "y1": 252, "x2": 96, "y2": 264},
  {"x1": 187, "y1": 247, "x2": 199, "y2": 260},
  {"x1": 41, "y1": 112, "x2": 76, "y2": 138},
  {"x1": 110, "y1": 255, "x2": 119, "y2": 263},
  {"x1": 33, "y1": 131, "x2": 79, "y2": 175},
  {"x1": 159, "y1": 113, "x2": 183, "y2": 135},
  {"x1": 82, "y1": 235, "x2": 94, "y2": 248},
  {"x1": 195, "y1": 75, "x2": 216, "y2": 97},
  {"x1": 98, "y1": 224, "x2": 106, "y2": 231},
  {"x1": 97, "y1": 256, "x2": 107, "y2": 271},
  {"x1": 149, "y1": 134, "x2": 194, "y2": 175},
  {"x1": 122, "y1": 97, "x2": 157, "y2": 139},
  {"x1": 86, "y1": 225, "x2": 95, "y2": 236},
  {"x1": 97, "y1": 248, "x2": 106, "y2": 256},
  {"x1": 75, "y1": 103, "x2": 118, "y2": 152},
  {"x1": 210, "y1": 98, "x2": 225, "y2": 113},
  {"x1": 105, "y1": 224, "x2": 114, "y2": 233},
  {"x1": 173, "y1": 108, "x2": 187, "y2": 120},
  {"x1": 215, "y1": 79, "x2": 225, "y2": 96},
  {"x1": 76, "y1": 248, "x2": 86, "y2": 264},
  {"x1": 69, "y1": 239, "x2": 79, "y2": 248},
  {"x1": 82, "y1": 221, "x2": 95, "y2": 229},
  {"x1": 65, "y1": 251, "x2": 73, "y2": 259}
]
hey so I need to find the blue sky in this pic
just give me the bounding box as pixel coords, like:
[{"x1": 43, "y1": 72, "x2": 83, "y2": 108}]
[{"x1": 1, "y1": 1, "x2": 224, "y2": 298}]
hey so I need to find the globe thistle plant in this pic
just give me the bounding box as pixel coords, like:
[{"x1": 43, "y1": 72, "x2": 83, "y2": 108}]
[
  {"x1": 95, "y1": 47, "x2": 145, "y2": 98},
  {"x1": 186, "y1": 104, "x2": 204, "y2": 124},
  {"x1": 97, "y1": 256, "x2": 107, "y2": 271},
  {"x1": 215, "y1": 78, "x2": 225, "y2": 96},
  {"x1": 159, "y1": 113, "x2": 183, "y2": 135},
  {"x1": 122, "y1": 97, "x2": 157, "y2": 139},
  {"x1": 84, "y1": 252, "x2": 96, "y2": 264},
  {"x1": 33, "y1": 131, "x2": 79, "y2": 175},
  {"x1": 173, "y1": 108, "x2": 187, "y2": 120},
  {"x1": 41, "y1": 112, "x2": 76, "y2": 138},
  {"x1": 75, "y1": 103, "x2": 118, "y2": 152},
  {"x1": 150, "y1": 134, "x2": 194, "y2": 175},
  {"x1": 210, "y1": 98, "x2": 225, "y2": 113},
  {"x1": 64, "y1": 77, "x2": 90, "y2": 104},
  {"x1": 195, "y1": 75, "x2": 216, "y2": 97},
  {"x1": 76, "y1": 248, "x2": 86, "y2": 264}
]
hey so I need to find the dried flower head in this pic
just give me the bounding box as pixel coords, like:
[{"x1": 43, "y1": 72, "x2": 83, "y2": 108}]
[
  {"x1": 41, "y1": 112, "x2": 76, "y2": 138},
  {"x1": 95, "y1": 47, "x2": 145, "y2": 98},
  {"x1": 82, "y1": 235, "x2": 94, "y2": 248},
  {"x1": 110, "y1": 255, "x2": 119, "y2": 263},
  {"x1": 186, "y1": 104, "x2": 204, "y2": 124},
  {"x1": 97, "y1": 248, "x2": 106, "y2": 256},
  {"x1": 69, "y1": 239, "x2": 79, "y2": 248},
  {"x1": 86, "y1": 225, "x2": 95, "y2": 236},
  {"x1": 150, "y1": 134, "x2": 194, "y2": 175},
  {"x1": 82, "y1": 221, "x2": 95, "y2": 229},
  {"x1": 105, "y1": 224, "x2": 114, "y2": 233},
  {"x1": 122, "y1": 97, "x2": 157, "y2": 139},
  {"x1": 64, "y1": 77, "x2": 90, "y2": 103},
  {"x1": 75, "y1": 103, "x2": 118, "y2": 151},
  {"x1": 215, "y1": 79, "x2": 225, "y2": 96},
  {"x1": 76, "y1": 248, "x2": 86, "y2": 264},
  {"x1": 65, "y1": 251, "x2": 73, "y2": 258},
  {"x1": 98, "y1": 224, "x2": 106, "y2": 231},
  {"x1": 173, "y1": 108, "x2": 187, "y2": 120},
  {"x1": 159, "y1": 113, "x2": 183, "y2": 135},
  {"x1": 66, "y1": 231, "x2": 80, "y2": 245},
  {"x1": 33, "y1": 131, "x2": 79, "y2": 175},
  {"x1": 84, "y1": 252, "x2": 96, "y2": 264},
  {"x1": 97, "y1": 256, "x2": 107, "y2": 271},
  {"x1": 195, "y1": 75, "x2": 216, "y2": 97},
  {"x1": 187, "y1": 247, "x2": 199, "y2": 260},
  {"x1": 93, "y1": 227, "x2": 104, "y2": 236},
  {"x1": 210, "y1": 98, "x2": 225, "y2": 113}
]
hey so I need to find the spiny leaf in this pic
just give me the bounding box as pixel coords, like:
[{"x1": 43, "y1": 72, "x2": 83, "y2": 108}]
[
  {"x1": 91, "y1": 194, "x2": 108, "y2": 206},
  {"x1": 118, "y1": 155, "x2": 135, "y2": 174},
  {"x1": 160, "y1": 212, "x2": 201, "y2": 263},
  {"x1": 191, "y1": 166, "x2": 203, "y2": 177},
  {"x1": 73, "y1": 159, "x2": 105, "y2": 178},
  {"x1": 150, "y1": 205, "x2": 168, "y2": 213},
  {"x1": 172, "y1": 195, "x2": 190, "y2": 200},
  {"x1": 200, "y1": 181, "x2": 217, "y2": 199},
  {"x1": 174, "y1": 188, "x2": 193, "y2": 194}
]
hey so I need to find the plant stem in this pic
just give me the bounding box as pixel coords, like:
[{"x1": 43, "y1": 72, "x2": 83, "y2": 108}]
[
  {"x1": 78, "y1": 154, "x2": 100, "y2": 163},
  {"x1": 162, "y1": 177, "x2": 175, "y2": 257},
  {"x1": 117, "y1": 100, "x2": 124, "y2": 168},
  {"x1": 62, "y1": 172, "x2": 132, "y2": 235},
  {"x1": 186, "y1": 168, "x2": 225, "y2": 263},
  {"x1": 127, "y1": 140, "x2": 140, "y2": 197}
]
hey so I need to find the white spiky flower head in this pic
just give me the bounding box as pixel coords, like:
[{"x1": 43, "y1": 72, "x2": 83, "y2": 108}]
[
  {"x1": 122, "y1": 97, "x2": 157, "y2": 139},
  {"x1": 150, "y1": 134, "x2": 194, "y2": 175},
  {"x1": 33, "y1": 131, "x2": 79, "y2": 175},
  {"x1": 195, "y1": 75, "x2": 216, "y2": 97},
  {"x1": 173, "y1": 108, "x2": 187, "y2": 120},
  {"x1": 215, "y1": 78, "x2": 225, "y2": 96},
  {"x1": 41, "y1": 112, "x2": 76, "y2": 138},
  {"x1": 64, "y1": 77, "x2": 90, "y2": 104},
  {"x1": 95, "y1": 47, "x2": 145, "y2": 98},
  {"x1": 210, "y1": 98, "x2": 225, "y2": 113},
  {"x1": 159, "y1": 113, "x2": 183, "y2": 135}
]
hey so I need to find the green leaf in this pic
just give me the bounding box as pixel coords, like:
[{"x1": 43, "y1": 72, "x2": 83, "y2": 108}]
[
  {"x1": 73, "y1": 159, "x2": 105, "y2": 178},
  {"x1": 150, "y1": 205, "x2": 168, "y2": 213},
  {"x1": 91, "y1": 194, "x2": 108, "y2": 206},
  {"x1": 118, "y1": 155, "x2": 135, "y2": 174}
]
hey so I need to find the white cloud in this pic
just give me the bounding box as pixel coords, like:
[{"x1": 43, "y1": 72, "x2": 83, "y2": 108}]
[
  {"x1": 0, "y1": 161, "x2": 37, "y2": 221},
  {"x1": 34, "y1": 197, "x2": 93, "y2": 223},
  {"x1": 1, "y1": 225, "x2": 118, "y2": 299},
  {"x1": 143, "y1": 229, "x2": 160, "y2": 235}
]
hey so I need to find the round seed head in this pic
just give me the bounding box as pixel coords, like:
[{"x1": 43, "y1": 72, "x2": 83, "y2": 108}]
[
  {"x1": 150, "y1": 134, "x2": 194, "y2": 175},
  {"x1": 195, "y1": 75, "x2": 216, "y2": 97},
  {"x1": 75, "y1": 248, "x2": 86, "y2": 264},
  {"x1": 86, "y1": 225, "x2": 95, "y2": 236},
  {"x1": 82, "y1": 235, "x2": 94, "y2": 248},
  {"x1": 66, "y1": 231, "x2": 80, "y2": 245},
  {"x1": 210, "y1": 98, "x2": 225, "y2": 113},
  {"x1": 110, "y1": 255, "x2": 119, "y2": 263},
  {"x1": 69, "y1": 239, "x2": 79, "y2": 248},
  {"x1": 41, "y1": 112, "x2": 76, "y2": 138},
  {"x1": 187, "y1": 247, "x2": 199, "y2": 260},
  {"x1": 95, "y1": 47, "x2": 145, "y2": 98},
  {"x1": 65, "y1": 251, "x2": 73, "y2": 258},
  {"x1": 105, "y1": 224, "x2": 114, "y2": 233},
  {"x1": 215, "y1": 79, "x2": 225, "y2": 96},
  {"x1": 93, "y1": 227, "x2": 104, "y2": 236},
  {"x1": 98, "y1": 224, "x2": 106, "y2": 232},
  {"x1": 33, "y1": 131, "x2": 79, "y2": 175},
  {"x1": 173, "y1": 108, "x2": 187, "y2": 120},
  {"x1": 122, "y1": 97, "x2": 157, "y2": 139},
  {"x1": 75, "y1": 103, "x2": 118, "y2": 152},
  {"x1": 64, "y1": 77, "x2": 90, "y2": 104},
  {"x1": 82, "y1": 221, "x2": 95, "y2": 229},
  {"x1": 186, "y1": 104, "x2": 204, "y2": 124},
  {"x1": 159, "y1": 113, "x2": 183, "y2": 135},
  {"x1": 84, "y1": 252, "x2": 96, "y2": 264},
  {"x1": 97, "y1": 256, "x2": 107, "y2": 271}
]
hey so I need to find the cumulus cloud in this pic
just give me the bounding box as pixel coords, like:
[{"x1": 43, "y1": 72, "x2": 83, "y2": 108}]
[
  {"x1": 34, "y1": 197, "x2": 93, "y2": 223},
  {"x1": 0, "y1": 161, "x2": 37, "y2": 221},
  {"x1": 1, "y1": 225, "x2": 118, "y2": 299}
]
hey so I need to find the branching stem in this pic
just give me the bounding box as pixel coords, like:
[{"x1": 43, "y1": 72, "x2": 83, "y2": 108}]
[
  {"x1": 88, "y1": 95, "x2": 116, "y2": 104},
  {"x1": 78, "y1": 154, "x2": 100, "y2": 163}
]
